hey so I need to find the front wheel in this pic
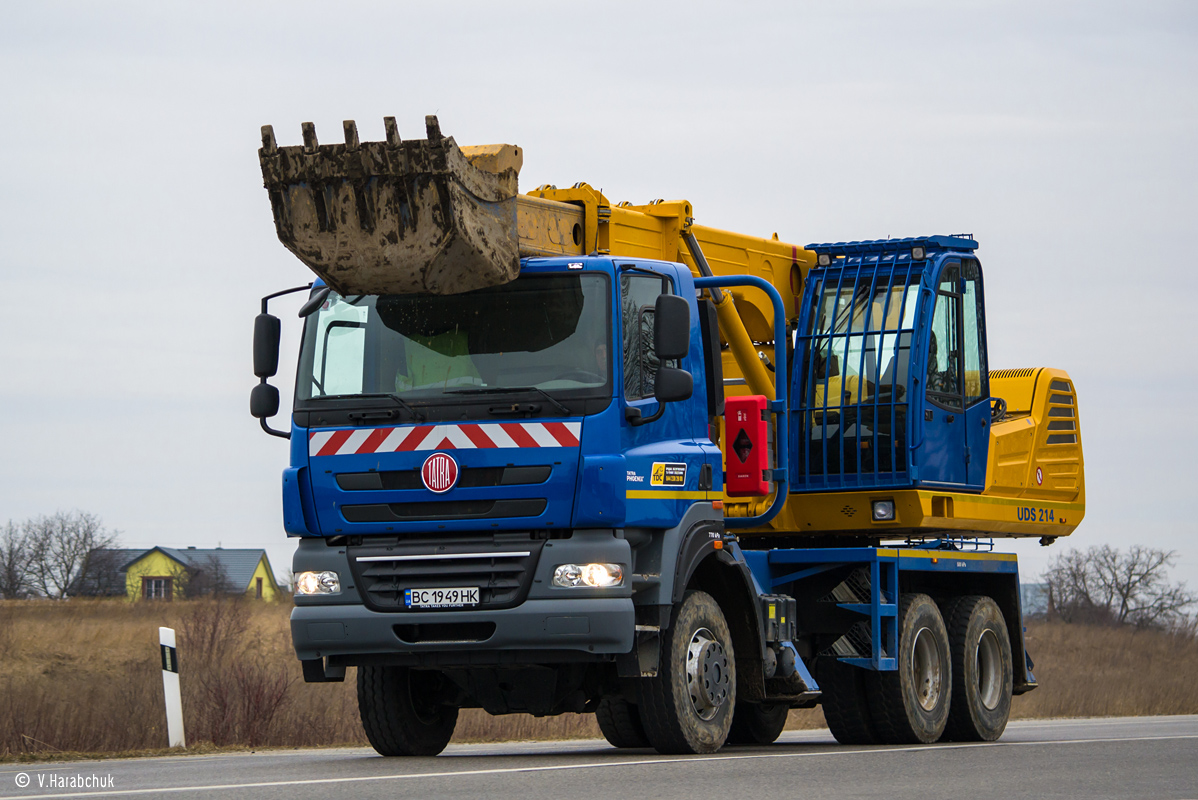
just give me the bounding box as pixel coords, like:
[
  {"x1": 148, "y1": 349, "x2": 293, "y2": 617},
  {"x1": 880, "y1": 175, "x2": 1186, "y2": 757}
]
[
  {"x1": 726, "y1": 701, "x2": 789, "y2": 745},
  {"x1": 357, "y1": 665, "x2": 458, "y2": 756},
  {"x1": 596, "y1": 696, "x2": 650, "y2": 748},
  {"x1": 637, "y1": 590, "x2": 736, "y2": 754}
]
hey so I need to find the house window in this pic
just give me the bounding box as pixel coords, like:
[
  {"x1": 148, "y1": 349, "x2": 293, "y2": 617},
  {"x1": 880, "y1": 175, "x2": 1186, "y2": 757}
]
[
  {"x1": 143, "y1": 577, "x2": 172, "y2": 600},
  {"x1": 256, "y1": 577, "x2": 263, "y2": 599}
]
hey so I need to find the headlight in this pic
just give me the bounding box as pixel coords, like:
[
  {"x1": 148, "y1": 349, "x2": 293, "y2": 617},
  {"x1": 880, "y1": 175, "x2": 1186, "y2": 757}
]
[
  {"x1": 872, "y1": 499, "x2": 896, "y2": 521},
  {"x1": 295, "y1": 571, "x2": 341, "y2": 595},
  {"x1": 553, "y1": 563, "x2": 624, "y2": 588}
]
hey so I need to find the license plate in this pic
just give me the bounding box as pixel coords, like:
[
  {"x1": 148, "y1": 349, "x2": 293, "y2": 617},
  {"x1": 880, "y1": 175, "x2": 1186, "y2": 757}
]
[{"x1": 404, "y1": 587, "x2": 480, "y2": 609}]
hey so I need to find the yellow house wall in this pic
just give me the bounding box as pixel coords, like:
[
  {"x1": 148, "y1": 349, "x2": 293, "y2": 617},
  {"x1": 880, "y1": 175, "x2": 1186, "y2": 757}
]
[
  {"x1": 124, "y1": 551, "x2": 189, "y2": 600},
  {"x1": 246, "y1": 556, "x2": 282, "y2": 601}
]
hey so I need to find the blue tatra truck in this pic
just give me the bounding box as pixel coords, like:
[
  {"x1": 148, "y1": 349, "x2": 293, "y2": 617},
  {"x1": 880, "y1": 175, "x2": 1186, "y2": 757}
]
[{"x1": 250, "y1": 117, "x2": 1085, "y2": 755}]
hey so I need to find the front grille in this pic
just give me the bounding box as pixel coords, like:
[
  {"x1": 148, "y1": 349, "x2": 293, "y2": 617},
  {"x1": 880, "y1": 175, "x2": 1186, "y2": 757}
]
[
  {"x1": 337, "y1": 465, "x2": 552, "y2": 491},
  {"x1": 347, "y1": 537, "x2": 546, "y2": 611},
  {"x1": 342, "y1": 498, "x2": 547, "y2": 522}
]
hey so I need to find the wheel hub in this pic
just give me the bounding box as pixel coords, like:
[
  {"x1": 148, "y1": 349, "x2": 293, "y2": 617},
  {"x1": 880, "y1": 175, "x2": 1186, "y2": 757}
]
[
  {"x1": 686, "y1": 627, "x2": 730, "y2": 720},
  {"x1": 976, "y1": 629, "x2": 1003, "y2": 710},
  {"x1": 911, "y1": 626, "x2": 943, "y2": 711}
]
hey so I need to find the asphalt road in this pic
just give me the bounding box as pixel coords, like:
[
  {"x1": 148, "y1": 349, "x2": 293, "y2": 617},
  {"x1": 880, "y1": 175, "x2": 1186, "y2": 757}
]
[{"x1": 1, "y1": 716, "x2": 1195, "y2": 800}]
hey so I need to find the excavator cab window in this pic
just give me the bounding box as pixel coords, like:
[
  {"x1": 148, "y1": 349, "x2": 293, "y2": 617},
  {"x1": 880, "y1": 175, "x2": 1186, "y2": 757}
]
[{"x1": 917, "y1": 258, "x2": 991, "y2": 489}]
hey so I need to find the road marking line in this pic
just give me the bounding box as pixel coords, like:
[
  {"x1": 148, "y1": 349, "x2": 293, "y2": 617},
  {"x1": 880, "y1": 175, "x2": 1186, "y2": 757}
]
[{"x1": 8, "y1": 733, "x2": 1198, "y2": 799}]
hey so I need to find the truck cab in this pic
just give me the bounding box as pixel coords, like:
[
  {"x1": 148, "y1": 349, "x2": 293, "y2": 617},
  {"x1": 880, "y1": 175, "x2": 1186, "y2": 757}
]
[{"x1": 280, "y1": 256, "x2": 732, "y2": 720}]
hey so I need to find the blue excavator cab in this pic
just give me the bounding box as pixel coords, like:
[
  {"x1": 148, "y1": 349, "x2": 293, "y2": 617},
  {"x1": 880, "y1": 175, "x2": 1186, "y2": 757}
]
[{"x1": 792, "y1": 236, "x2": 991, "y2": 493}]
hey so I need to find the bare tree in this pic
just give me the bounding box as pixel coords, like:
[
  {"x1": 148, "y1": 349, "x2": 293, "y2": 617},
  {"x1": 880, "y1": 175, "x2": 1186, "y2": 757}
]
[
  {"x1": 23, "y1": 511, "x2": 119, "y2": 599},
  {"x1": 0, "y1": 521, "x2": 35, "y2": 598},
  {"x1": 1045, "y1": 545, "x2": 1197, "y2": 631},
  {"x1": 71, "y1": 548, "x2": 132, "y2": 597},
  {"x1": 185, "y1": 554, "x2": 235, "y2": 598}
]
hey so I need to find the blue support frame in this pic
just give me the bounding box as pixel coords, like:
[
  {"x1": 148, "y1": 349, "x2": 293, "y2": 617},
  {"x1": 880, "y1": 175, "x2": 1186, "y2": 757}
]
[
  {"x1": 693, "y1": 275, "x2": 789, "y2": 528},
  {"x1": 742, "y1": 546, "x2": 1020, "y2": 672}
]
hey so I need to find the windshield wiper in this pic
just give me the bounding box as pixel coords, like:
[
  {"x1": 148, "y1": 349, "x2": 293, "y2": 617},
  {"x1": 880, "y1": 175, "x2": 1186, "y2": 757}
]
[
  {"x1": 314, "y1": 392, "x2": 426, "y2": 422},
  {"x1": 446, "y1": 387, "x2": 571, "y2": 416}
]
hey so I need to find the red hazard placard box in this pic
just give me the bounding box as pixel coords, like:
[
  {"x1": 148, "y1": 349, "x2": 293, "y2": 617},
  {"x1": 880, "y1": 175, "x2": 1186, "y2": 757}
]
[{"x1": 725, "y1": 395, "x2": 771, "y2": 496}]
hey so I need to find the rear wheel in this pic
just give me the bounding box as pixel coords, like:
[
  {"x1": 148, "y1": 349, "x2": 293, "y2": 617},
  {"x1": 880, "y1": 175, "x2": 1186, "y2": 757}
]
[
  {"x1": 357, "y1": 665, "x2": 458, "y2": 756},
  {"x1": 941, "y1": 595, "x2": 1013, "y2": 742},
  {"x1": 637, "y1": 590, "x2": 736, "y2": 754},
  {"x1": 819, "y1": 659, "x2": 878, "y2": 745},
  {"x1": 727, "y1": 701, "x2": 789, "y2": 745},
  {"x1": 866, "y1": 593, "x2": 951, "y2": 744},
  {"x1": 596, "y1": 697, "x2": 650, "y2": 748}
]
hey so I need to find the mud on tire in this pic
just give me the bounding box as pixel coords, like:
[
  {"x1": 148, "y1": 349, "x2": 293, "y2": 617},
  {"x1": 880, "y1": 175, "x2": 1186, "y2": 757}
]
[
  {"x1": 357, "y1": 665, "x2": 458, "y2": 756},
  {"x1": 636, "y1": 590, "x2": 736, "y2": 754}
]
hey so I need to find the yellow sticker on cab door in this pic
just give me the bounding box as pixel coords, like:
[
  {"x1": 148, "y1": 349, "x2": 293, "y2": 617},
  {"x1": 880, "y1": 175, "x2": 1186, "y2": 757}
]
[{"x1": 651, "y1": 462, "x2": 687, "y2": 486}]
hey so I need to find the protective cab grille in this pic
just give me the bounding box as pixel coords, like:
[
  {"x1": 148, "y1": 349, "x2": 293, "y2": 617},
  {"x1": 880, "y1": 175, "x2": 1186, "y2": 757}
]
[{"x1": 346, "y1": 537, "x2": 546, "y2": 612}]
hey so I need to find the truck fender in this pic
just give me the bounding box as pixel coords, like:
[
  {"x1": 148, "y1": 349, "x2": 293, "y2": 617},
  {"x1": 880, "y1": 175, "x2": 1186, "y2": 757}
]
[{"x1": 670, "y1": 521, "x2": 727, "y2": 604}]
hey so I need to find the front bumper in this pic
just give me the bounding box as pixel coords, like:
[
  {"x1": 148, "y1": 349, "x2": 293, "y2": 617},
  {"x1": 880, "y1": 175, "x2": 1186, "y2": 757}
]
[{"x1": 291, "y1": 597, "x2": 635, "y2": 662}]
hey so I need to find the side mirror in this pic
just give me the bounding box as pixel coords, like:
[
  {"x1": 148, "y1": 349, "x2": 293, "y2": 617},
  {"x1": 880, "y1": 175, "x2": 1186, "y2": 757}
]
[
  {"x1": 655, "y1": 366, "x2": 693, "y2": 403},
  {"x1": 654, "y1": 295, "x2": 690, "y2": 360},
  {"x1": 298, "y1": 285, "x2": 331, "y2": 318},
  {"x1": 254, "y1": 314, "x2": 281, "y2": 378},
  {"x1": 250, "y1": 382, "x2": 280, "y2": 419},
  {"x1": 626, "y1": 363, "x2": 695, "y2": 427}
]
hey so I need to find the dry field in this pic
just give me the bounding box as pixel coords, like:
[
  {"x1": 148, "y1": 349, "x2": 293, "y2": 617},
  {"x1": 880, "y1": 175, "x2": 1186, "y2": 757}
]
[{"x1": 1, "y1": 599, "x2": 1195, "y2": 760}]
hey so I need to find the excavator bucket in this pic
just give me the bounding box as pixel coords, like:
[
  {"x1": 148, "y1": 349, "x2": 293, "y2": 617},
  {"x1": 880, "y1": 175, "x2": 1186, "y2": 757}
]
[{"x1": 258, "y1": 116, "x2": 523, "y2": 296}]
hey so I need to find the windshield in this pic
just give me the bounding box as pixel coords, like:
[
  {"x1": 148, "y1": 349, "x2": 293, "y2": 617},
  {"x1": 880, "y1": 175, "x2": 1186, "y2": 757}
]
[
  {"x1": 808, "y1": 277, "x2": 919, "y2": 402},
  {"x1": 296, "y1": 273, "x2": 611, "y2": 403}
]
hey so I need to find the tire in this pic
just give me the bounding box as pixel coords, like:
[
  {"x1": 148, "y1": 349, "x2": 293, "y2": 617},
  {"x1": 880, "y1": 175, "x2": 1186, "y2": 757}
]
[
  {"x1": 596, "y1": 697, "x2": 650, "y2": 748},
  {"x1": 866, "y1": 593, "x2": 951, "y2": 744},
  {"x1": 357, "y1": 665, "x2": 458, "y2": 756},
  {"x1": 636, "y1": 590, "x2": 736, "y2": 754},
  {"x1": 941, "y1": 595, "x2": 1013, "y2": 742},
  {"x1": 727, "y1": 701, "x2": 789, "y2": 745},
  {"x1": 819, "y1": 659, "x2": 878, "y2": 745}
]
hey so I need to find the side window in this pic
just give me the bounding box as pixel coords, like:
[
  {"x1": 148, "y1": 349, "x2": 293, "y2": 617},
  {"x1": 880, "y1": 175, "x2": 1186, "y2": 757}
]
[
  {"x1": 310, "y1": 297, "x2": 367, "y2": 396},
  {"x1": 961, "y1": 260, "x2": 987, "y2": 407},
  {"x1": 927, "y1": 265, "x2": 962, "y2": 410},
  {"x1": 620, "y1": 273, "x2": 667, "y2": 400}
]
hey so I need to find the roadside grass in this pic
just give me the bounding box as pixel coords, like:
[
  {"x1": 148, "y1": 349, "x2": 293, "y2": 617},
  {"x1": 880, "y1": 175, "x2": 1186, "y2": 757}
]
[{"x1": 1, "y1": 599, "x2": 1194, "y2": 761}]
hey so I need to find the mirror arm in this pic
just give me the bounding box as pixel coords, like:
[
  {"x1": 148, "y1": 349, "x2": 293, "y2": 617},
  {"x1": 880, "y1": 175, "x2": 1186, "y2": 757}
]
[
  {"x1": 259, "y1": 415, "x2": 291, "y2": 440},
  {"x1": 625, "y1": 403, "x2": 666, "y2": 427},
  {"x1": 260, "y1": 283, "x2": 314, "y2": 314}
]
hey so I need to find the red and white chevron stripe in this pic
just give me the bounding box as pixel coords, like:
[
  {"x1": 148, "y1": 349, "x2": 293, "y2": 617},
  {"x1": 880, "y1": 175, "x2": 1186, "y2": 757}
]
[{"x1": 308, "y1": 422, "x2": 583, "y2": 457}]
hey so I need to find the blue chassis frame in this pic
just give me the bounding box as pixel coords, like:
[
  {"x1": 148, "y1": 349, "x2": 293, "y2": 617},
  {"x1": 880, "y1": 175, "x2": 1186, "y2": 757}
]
[{"x1": 740, "y1": 545, "x2": 1021, "y2": 671}]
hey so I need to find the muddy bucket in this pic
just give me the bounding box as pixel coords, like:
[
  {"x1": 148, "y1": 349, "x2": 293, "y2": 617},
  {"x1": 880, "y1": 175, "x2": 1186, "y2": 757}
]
[{"x1": 259, "y1": 115, "x2": 522, "y2": 296}]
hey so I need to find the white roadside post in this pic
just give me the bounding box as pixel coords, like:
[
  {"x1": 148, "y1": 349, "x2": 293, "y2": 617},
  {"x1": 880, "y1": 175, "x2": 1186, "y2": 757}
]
[{"x1": 159, "y1": 626, "x2": 186, "y2": 748}]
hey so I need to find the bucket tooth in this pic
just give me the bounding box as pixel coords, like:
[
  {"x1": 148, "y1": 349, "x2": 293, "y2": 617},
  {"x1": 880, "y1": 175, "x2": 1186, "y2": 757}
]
[
  {"x1": 425, "y1": 115, "x2": 442, "y2": 144},
  {"x1": 259, "y1": 114, "x2": 522, "y2": 296},
  {"x1": 384, "y1": 116, "x2": 401, "y2": 148},
  {"x1": 260, "y1": 125, "x2": 277, "y2": 155}
]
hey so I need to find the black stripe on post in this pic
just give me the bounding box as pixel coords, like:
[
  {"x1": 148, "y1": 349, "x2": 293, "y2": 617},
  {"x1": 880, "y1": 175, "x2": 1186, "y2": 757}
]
[{"x1": 161, "y1": 644, "x2": 179, "y2": 674}]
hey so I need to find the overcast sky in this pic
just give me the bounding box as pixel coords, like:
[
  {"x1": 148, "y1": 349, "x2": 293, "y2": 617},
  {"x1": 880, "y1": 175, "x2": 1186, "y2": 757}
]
[{"x1": 1, "y1": 1, "x2": 1194, "y2": 589}]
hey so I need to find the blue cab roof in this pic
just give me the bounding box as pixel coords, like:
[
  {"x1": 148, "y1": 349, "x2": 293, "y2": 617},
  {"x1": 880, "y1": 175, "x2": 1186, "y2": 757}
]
[{"x1": 805, "y1": 235, "x2": 978, "y2": 258}]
